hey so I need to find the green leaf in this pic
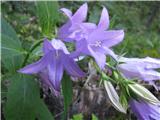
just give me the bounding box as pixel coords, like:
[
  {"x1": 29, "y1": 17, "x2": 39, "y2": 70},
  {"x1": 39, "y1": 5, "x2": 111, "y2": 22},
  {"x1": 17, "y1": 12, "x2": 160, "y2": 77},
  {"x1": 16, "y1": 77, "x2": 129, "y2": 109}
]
[
  {"x1": 72, "y1": 113, "x2": 83, "y2": 120},
  {"x1": 129, "y1": 83, "x2": 160, "y2": 105},
  {"x1": 4, "y1": 74, "x2": 54, "y2": 120},
  {"x1": 92, "y1": 114, "x2": 98, "y2": 120},
  {"x1": 104, "y1": 81, "x2": 126, "y2": 113},
  {"x1": 119, "y1": 93, "x2": 128, "y2": 110},
  {"x1": 35, "y1": 1, "x2": 59, "y2": 36},
  {"x1": 36, "y1": 100, "x2": 54, "y2": 120},
  {"x1": 62, "y1": 73, "x2": 73, "y2": 118},
  {"x1": 1, "y1": 17, "x2": 24, "y2": 72}
]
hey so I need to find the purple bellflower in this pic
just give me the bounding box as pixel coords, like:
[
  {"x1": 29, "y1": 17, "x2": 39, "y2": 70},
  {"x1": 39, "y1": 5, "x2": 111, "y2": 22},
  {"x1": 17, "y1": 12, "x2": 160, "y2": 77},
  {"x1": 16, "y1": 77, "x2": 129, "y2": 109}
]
[
  {"x1": 58, "y1": 3, "x2": 124, "y2": 69},
  {"x1": 58, "y1": 3, "x2": 110, "y2": 42},
  {"x1": 117, "y1": 57, "x2": 160, "y2": 81},
  {"x1": 117, "y1": 57, "x2": 160, "y2": 90},
  {"x1": 58, "y1": 3, "x2": 88, "y2": 42},
  {"x1": 129, "y1": 99, "x2": 160, "y2": 120},
  {"x1": 75, "y1": 29, "x2": 124, "y2": 69},
  {"x1": 19, "y1": 39, "x2": 86, "y2": 92}
]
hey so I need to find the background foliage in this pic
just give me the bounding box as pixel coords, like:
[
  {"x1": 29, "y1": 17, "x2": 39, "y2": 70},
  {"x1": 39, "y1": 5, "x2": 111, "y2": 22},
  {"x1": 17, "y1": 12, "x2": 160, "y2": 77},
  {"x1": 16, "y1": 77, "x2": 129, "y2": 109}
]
[{"x1": 1, "y1": 1, "x2": 160, "y2": 120}]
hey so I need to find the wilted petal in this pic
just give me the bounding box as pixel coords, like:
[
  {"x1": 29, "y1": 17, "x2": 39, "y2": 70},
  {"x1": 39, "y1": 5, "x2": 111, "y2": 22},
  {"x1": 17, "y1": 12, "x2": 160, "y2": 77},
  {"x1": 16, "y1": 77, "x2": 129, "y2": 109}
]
[
  {"x1": 130, "y1": 99, "x2": 160, "y2": 120},
  {"x1": 98, "y1": 7, "x2": 109, "y2": 30},
  {"x1": 60, "y1": 8, "x2": 72, "y2": 19},
  {"x1": 88, "y1": 46, "x2": 106, "y2": 69},
  {"x1": 48, "y1": 57, "x2": 64, "y2": 91},
  {"x1": 18, "y1": 52, "x2": 52, "y2": 74},
  {"x1": 72, "y1": 3, "x2": 88, "y2": 23},
  {"x1": 60, "y1": 51, "x2": 86, "y2": 77},
  {"x1": 43, "y1": 38, "x2": 54, "y2": 54}
]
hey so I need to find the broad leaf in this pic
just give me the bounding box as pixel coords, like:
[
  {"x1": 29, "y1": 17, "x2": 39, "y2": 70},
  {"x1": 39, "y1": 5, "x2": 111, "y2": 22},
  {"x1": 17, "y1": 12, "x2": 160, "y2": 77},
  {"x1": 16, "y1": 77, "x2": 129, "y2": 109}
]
[
  {"x1": 104, "y1": 81, "x2": 126, "y2": 113},
  {"x1": 1, "y1": 17, "x2": 24, "y2": 72},
  {"x1": 62, "y1": 73, "x2": 73, "y2": 118},
  {"x1": 129, "y1": 83, "x2": 160, "y2": 105},
  {"x1": 36, "y1": 100, "x2": 54, "y2": 120},
  {"x1": 4, "y1": 74, "x2": 54, "y2": 120},
  {"x1": 35, "y1": 1, "x2": 59, "y2": 36}
]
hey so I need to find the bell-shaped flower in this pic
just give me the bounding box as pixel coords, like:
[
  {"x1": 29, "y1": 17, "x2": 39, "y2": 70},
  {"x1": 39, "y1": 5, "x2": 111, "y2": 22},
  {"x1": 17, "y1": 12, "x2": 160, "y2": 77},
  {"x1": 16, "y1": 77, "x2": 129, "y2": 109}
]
[
  {"x1": 117, "y1": 57, "x2": 160, "y2": 81},
  {"x1": 58, "y1": 3, "x2": 124, "y2": 70},
  {"x1": 19, "y1": 39, "x2": 86, "y2": 92},
  {"x1": 129, "y1": 99, "x2": 160, "y2": 120},
  {"x1": 75, "y1": 29, "x2": 124, "y2": 69},
  {"x1": 58, "y1": 3, "x2": 88, "y2": 42},
  {"x1": 58, "y1": 3, "x2": 110, "y2": 42},
  {"x1": 69, "y1": 6, "x2": 110, "y2": 41}
]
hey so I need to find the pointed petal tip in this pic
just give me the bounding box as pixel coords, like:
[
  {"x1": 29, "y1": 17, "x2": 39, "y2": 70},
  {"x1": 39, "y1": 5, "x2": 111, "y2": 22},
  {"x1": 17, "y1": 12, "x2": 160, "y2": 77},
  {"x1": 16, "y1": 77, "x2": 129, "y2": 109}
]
[
  {"x1": 98, "y1": 6, "x2": 109, "y2": 30},
  {"x1": 117, "y1": 29, "x2": 125, "y2": 40},
  {"x1": 17, "y1": 69, "x2": 31, "y2": 74},
  {"x1": 60, "y1": 8, "x2": 72, "y2": 19},
  {"x1": 82, "y1": 2, "x2": 88, "y2": 8}
]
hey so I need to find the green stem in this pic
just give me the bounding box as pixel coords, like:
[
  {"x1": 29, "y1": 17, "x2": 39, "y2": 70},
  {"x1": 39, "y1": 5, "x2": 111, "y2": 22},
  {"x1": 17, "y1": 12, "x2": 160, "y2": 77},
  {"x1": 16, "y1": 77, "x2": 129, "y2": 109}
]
[{"x1": 22, "y1": 40, "x2": 43, "y2": 67}]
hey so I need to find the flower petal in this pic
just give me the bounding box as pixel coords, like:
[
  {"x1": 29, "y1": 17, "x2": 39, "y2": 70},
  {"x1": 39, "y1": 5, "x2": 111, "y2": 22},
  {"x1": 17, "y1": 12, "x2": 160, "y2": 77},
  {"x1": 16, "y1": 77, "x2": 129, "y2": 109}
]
[
  {"x1": 143, "y1": 57, "x2": 160, "y2": 70},
  {"x1": 81, "y1": 22, "x2": 97, "y2": 30},
  {"x1": 43, "y1": 38, "x2": 54, "y2": 54},
  {"x1": 58, "y1": 21, "x2": 72, "y2": 42},
  {"x1": 88, "y1": 29, "x2": 124, "y2": 47},
  {"x1": 51, "y1": 39, "x2": 69, "y2": 54},
  {"x1": 140, "y1": 70, "x2": 160, "y2": 81},
  {"x1": 48, "y1": 57, "x2": 64, "y2": 91},
  {"x1": 88, "y1": 46, "x2": 106, "y2": 70},
  {"x1": 18, "y1": 52, "x2": 52, "y2": 74},
  {"x1": 102, "y1": 30, "x2": 124, "y2": 47},
  {"x1": 60, "y1": 51, "x2": 86, "y2": 77},
  {"x1": 60, "y1": 8, "x2": 72, "y2": 19},
  {"x1": 39, "y1": 70, "x2": 60, "y2": 96},
  {"x1": 103, "y1": 47, "x2": 117, "y2": 60},
  {"x1": 118, "y1": 63, "x2": 142, "y2": 79},
  {"x1": 129, "y1": 99, "x2": 160, "y2": 120},
  {"x1": 98, "y1": 7, "x2": 109, "y2": 30},
  {"x1": 76, "y1": 39, "x2": 90, "y2": 55},
  {"x1": 72, "y1": 3, "x2": 88, "y2": 23}
]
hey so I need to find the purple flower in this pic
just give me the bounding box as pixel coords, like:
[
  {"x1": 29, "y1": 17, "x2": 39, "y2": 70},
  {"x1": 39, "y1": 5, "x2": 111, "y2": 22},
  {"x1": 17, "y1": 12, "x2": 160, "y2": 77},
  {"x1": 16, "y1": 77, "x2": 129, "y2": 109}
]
[
  {"x1": 19, "y1": 39, "x2": 86, "y2": 92},
  {"x1": 75, "y1": 29, "x2": 124, "y2": 69},
  {"x1": 129, "y1": 99, "x2": 160, "y2": 120},
  {"x1": 58, "y1": 3, "x2": 124, "y2": 69},
  {"x1": 58, "y1": 3, "x2": 88, "y2": 42},
  {"x1": 58, "y1": 3, "x2": 111, "y2": 42},
  {"x1": 117, "y1": 57, "x2": 160, "y2": 81}
]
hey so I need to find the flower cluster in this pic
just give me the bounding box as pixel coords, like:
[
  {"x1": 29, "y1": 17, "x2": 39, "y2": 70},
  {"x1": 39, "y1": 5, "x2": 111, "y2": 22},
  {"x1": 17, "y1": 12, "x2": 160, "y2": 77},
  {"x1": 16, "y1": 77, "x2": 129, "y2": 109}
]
[{"x1": 19, "y1": 3, "x2": 160, "y2": 119}]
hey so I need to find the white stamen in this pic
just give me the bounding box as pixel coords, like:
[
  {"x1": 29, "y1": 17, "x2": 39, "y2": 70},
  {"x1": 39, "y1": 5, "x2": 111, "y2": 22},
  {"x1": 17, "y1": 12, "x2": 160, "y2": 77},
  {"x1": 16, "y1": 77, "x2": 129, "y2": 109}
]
[{"x1": 90, "y1": 40, "x2": 102, "y2": 47}]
